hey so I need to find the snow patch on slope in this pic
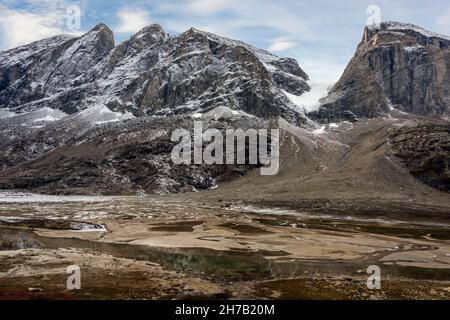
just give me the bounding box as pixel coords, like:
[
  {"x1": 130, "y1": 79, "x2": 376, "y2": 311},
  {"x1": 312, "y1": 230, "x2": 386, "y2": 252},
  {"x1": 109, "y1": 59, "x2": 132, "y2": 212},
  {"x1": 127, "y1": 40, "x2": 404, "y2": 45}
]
[
  {"x1": 3, "y1": 107, "x2": 67, "y2": 124},
  {"x1": 312, "y1": 125, "x2": 326, "y2": 135},
  {"x1": 31, "y1": 108, "x2": 67, "y2": 123},
  {"x1": 75, "y1": 105, "x2": 135, "y2": 125},
  {"x1": 200, "y1": 106, "x2": 254, "y2": 121},
  {"x1": 404, "y1": 45, "x2": 424, "y2": 52},
  {"x1": 282, "y1": 82, "x2": 330, "y2": 113},
  {"x1": 311, "y1": 122, "x2": 354, "y2": 136},
  {"x1": 0, "y1": 109, "x2": 16, "y2": 119},
  {"x1": 0, "y1": 191, "x2": 115, "y2": 203}
]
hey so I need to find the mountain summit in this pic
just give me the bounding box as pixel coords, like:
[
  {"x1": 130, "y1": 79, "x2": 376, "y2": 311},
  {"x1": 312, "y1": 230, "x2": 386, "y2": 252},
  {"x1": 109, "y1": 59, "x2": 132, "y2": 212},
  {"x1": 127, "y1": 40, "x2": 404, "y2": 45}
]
[{"x1": 311, "y1": 22, "x2": 450, "y2": 122}]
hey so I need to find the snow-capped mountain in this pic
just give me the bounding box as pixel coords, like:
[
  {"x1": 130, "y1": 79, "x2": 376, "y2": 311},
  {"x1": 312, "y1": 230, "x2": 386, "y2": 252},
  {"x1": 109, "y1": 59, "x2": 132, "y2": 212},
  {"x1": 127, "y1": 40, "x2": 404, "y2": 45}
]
[
  {"x1": 0, "y1": 23, "x2": 313, "y2": 195},
  {"x1": 0, "y1": 23, "x2": 311, "y2": 125},
  {"x1": 311, "y1": 21, "x2": 450, "y2": 122}
]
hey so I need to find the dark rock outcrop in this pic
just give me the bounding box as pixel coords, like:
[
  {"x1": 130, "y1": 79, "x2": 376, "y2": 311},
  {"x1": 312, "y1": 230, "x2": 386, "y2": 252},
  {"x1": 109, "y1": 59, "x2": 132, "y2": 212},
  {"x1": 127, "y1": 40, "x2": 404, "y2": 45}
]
[{"x1": 389, "y1": 122, "x2": 450, "y2": 192}]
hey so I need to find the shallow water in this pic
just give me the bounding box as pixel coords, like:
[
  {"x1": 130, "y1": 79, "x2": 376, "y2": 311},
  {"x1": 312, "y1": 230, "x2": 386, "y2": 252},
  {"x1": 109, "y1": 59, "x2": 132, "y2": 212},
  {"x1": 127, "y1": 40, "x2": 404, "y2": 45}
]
[
  {"x1": 1, "y1": 193, "x2": 450, "y2": 283},
  {"x1": 2, "y1": 227, "x2": 449, "y2": 282}
]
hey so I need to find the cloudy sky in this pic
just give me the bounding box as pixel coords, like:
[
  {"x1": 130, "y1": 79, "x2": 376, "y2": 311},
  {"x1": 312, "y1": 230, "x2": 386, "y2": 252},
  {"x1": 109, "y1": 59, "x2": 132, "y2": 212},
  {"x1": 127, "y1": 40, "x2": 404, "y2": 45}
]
[{"x1": 1, "y1": 0, "x2": 450, "y2": 87}]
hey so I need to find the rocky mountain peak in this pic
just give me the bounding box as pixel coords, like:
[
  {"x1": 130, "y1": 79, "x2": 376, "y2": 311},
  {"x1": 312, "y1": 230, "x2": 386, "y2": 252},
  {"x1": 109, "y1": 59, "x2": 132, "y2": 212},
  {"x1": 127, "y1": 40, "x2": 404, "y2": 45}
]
[
  {"x1": 130, "y1": 24, "x2": 168, "y2": 45},
  {"x1": 80, "y1": 23, "x2": 115, "y2": 54},
  {"x1": 91, "y1": 23, "x2": 112, "y2": 32},
  {"x1": 359, "y1": 21, "x2": 450, "y2": 54},
  {"x1": 380, "y1": 21, "x2": 450, "y2": 42},
  {"x1": 311, "y1": 21, "x2": 450, "y2": 122}
]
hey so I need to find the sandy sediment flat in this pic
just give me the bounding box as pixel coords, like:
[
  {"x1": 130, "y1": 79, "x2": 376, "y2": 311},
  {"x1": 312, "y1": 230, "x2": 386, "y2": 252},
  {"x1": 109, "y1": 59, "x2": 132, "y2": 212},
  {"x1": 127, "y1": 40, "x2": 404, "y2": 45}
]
[{"x1": 0, "y1": 195, "x2": 450, "y2": 300}]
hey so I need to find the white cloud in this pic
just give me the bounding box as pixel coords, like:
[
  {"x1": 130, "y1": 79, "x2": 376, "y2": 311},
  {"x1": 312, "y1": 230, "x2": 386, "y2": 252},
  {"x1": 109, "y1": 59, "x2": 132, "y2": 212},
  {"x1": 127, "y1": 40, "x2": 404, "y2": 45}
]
[
  {"x1": 157, "y1": 0, "x2": 314, "y2": 40},
  {"x1": 186, "y1": 0, "x2": 231, "y2": 16},
  {"x1": 267, "y1": 37, "x2": 297, "y2": 52},
  {"x1": 0, "y1": 2, "x2": 81, "y2": 51},
  {"x1": 115, "y1": 7, "x2": 152, "y2": 34},
  {"x1": 436, "y1": 8, "x2": 450, "y2": 27}
]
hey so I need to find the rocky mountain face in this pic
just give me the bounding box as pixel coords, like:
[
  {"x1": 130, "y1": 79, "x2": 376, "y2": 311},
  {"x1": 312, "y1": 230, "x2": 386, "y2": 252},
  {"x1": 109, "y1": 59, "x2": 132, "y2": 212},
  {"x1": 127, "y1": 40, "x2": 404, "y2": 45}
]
[
  {"x1": 0, "y1": 23, "x2": 310, "y2": 125},
  {"x1": 311, "y1": 22, "x2": 450, "y2": 122},
  {"x1": 0, "y1": 115, "x2": 267, "y2": 195},
  {"x1": 0, "y1": 23, "x2": 311, "y2": 195}
]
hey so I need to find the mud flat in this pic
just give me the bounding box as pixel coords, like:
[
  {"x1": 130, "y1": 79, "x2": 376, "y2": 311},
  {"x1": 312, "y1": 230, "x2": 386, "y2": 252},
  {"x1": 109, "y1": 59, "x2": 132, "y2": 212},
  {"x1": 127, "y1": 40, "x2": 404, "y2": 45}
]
[{"x1": 0, "y1": 194, "x2": 450, "y2": 300}]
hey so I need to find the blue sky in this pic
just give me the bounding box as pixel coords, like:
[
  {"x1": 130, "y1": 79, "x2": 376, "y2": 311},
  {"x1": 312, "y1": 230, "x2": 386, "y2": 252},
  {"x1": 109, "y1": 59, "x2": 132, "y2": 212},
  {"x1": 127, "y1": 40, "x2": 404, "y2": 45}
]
[{"x1": 1, "y1": 0, "x2": 450, "y2": 86}]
